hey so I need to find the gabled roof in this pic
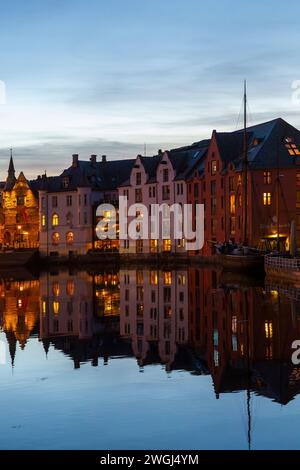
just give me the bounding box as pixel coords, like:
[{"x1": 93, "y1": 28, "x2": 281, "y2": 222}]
[
  {"x1": 214, "y1": 118, "x2": 300, "y2": 170},
  {"x1": 168, "y1": 139, "x2": 210, "y2": 180}
]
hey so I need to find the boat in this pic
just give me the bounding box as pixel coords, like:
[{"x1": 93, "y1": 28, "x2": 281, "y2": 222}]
[{"x1": 215, "y1": 82, "x2": 264, "y2": 272}]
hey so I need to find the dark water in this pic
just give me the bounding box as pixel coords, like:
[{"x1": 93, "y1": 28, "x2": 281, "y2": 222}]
[{"x1": 0, "y1": 266, "x2": 300, "y2": 450}]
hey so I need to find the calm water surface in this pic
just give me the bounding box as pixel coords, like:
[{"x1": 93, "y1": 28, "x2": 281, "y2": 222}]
[{"x1": 0, "y1": 266, "x2": 300, "y2": 450}]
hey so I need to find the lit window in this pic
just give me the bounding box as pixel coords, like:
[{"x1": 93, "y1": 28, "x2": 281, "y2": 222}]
[
  {"x1": 163, "y1": 239, "x2": 171, "y2": 252},
  {"x1": 150, "y1": 239, "x2": 157, "y2": 253},
  {"x1": 211, "y1": 160, "x2": 217, "y2": 175},
  {"x1": 284, "y1": 137, "x2": 300, "y2": 156},
  {"x1": 163, "y1": 271, "x2": 172, "y2": 285},
  {"x1": 53, "y1": 301, "x2": 60, "y2": 315},
  {"x1": 42, "y1": 300, "x2": 47, "y2": 315},
  {"x1": 150, "y1": 271, "x2": 158, "y2": 285},
  {"x1": 52, "y1": 232, "x2": 60, "y2": 245},
  {"x1": 263, "y1": 192, "x2": 272, "y2": 206},
  {"x1": 67, "y1": 280, "x2": 75, "y2": 296},
  {"x1": 230, "y1": 194, "x2": 236, "y2": 214},
  {"x1": 41, "y1": 214, "x2": 46, "y2": 227},
  {"x1": 66, "y1": 231, "x2": 74, "y2": 245},
  {"x1": 264, "y1": 171, "x2": 272, "y2": 185},
  {"x1": 265, "y1": 321, "x2": 273, "y2": 339},
  {"x1": 52, "y1": 213, "x2": 59, "y2": 226},
  {"x1": 52, "y1": 282, "x2": 60, "y2": 296}
]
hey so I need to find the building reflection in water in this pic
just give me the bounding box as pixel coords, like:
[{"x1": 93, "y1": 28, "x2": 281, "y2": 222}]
[{"x1": 1, "y1": 267, "x2": 300, "y2": 407}]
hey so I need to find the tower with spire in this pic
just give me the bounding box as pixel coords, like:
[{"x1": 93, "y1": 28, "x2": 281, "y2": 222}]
[{"x1": 4, "y1": 149, "x2": 16, "y2": 191}]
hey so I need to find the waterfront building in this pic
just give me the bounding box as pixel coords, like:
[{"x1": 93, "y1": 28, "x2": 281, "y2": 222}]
[
  {"x1": 0, "y1": 155, "x2": 41, "y2": 249},
  {"x1": 118, "y1": 141, "x2": 209, "y2": 254},
  {"x1": 39, "y1": 154, "x2": 134, "y2": 257},
  {"x1": 188, "y1": 118, "x2": 300, "y2": 255}
]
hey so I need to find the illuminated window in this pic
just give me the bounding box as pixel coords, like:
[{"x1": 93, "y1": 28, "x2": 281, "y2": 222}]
[
  {"x1": 150, "y1": 239, "x2": 157, "y2": 253},
  {"x1": 230, "y1": 216, "x2": 236, "y2": 235},
  {"x1": 163, "y1": 239, "x2": 171, "y2": 252},
  {"x1": 150, "y1": 271, "x2": 158, "y2": 285},
  {"x1": 164, "y1": 306, "x2": 172, "y2": 318},
  {"x1": 53, "y1": 301, "x2": 60, "y2": 315},
  {"x1": 66, "y1": 231, "x2": 74, "y2": 245},
  {"x1": 42, "y1": 300, "x2": 47, "y2": 315},
  {"x1": 17, "y1": 298, "x2": 22, "y2": 308},
  {"x1": 66, "y1": 280, "x2": 74, "y2": 296},
  {"x1": 52, "y1": 213, "x2": 59, "y2": 226},
  {"x1": 52, "y1": 282, "x2": 60, "y2": 296},
  {"x1": 163, "y1": 271, "x2": 172, "y2": 285},
  {"x1": 211, "y1": 160, "x2": 217, "y2": 175},
  {"x1": 41, "y1": 214, "x2": 46, "y2": 227},
  {"x1": 136, "y1": 271, "x2": 144, "y2": 284},
  {"x1": 230, "y1": 194, "x2": 236, "y2": 214},
  {"x1": 263, "y1": 192, "x2": 272, "y2": 206},
  {"x1": 52, "y1": 232, "x2": 60, "y2": 245},
  {"x1": 265, "y1": 320, "x2": 273, "y2": 339},
  {"x1": 284, "y1": 137, "x2": 300, "y2": 156},
  {"x1": 264, "y1": 171, "x2": 272, "y2": 185},
  {"x1": 266, "y1": 344, "x2": 273, "y2": 360}
]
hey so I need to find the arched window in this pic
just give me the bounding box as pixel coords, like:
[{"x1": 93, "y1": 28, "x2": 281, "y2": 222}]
[
  {"x1": 52, "y1": 232, "x2": 60, "y2": 245},
  {"x1": 66, "y1": 231, "x2": 74, "y2": 245},
  {"x1": 52, "y1": 213, "x2": 59, "y2": 226},
  {"x1": 41, "y1": 214, "x2": 46, "y2": 227}
]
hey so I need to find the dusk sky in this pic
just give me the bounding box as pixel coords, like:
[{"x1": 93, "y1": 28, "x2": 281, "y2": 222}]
[{"x1": 0, "y1": 0, "x2": 300, "y2": 178}]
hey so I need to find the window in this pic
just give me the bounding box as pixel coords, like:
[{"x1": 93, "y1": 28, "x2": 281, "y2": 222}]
[
  {"x1": 52, "y1": 282, "x2": 60, "y2": 296},
  {"x1": 84, "y1": 212, "x2": 88, "y2": 224},
  {"x1": 150, "y1": 239, "x2": 157, "y2": 253},
  {"x1": 53, "y1": 301, "x2": 60, "y2": 316},
  {"x1": 211, "y1": 180, "x2": 216, "y2": 196},
  {"x1": 41, "y1": 197, "x2": 46, "y2": 209},
  {"x1": 230, "y1": 216, "x2": 236, "y2": 235},
  {"x1": 41, "y1": 214, "x2": 46, "y2": 227},
  {"x1": 284, "y1": 137, "x2": 300, "y2": 156},
  {"x1": 17, "y1": 195, "x2": 25, "y2": 206},
  {"x1": 52, "y1": 213, "x2": 59, "y2": 226},
  {"x1": 136, "y1": 239, "x2": 143, "y2": 253},
  {"x1": 163, "y1": 169, "x2": 169, "y2": 182},
  {"x1": 229, "y1": 176, "x2": 235, "y2": 192},
  {"x1": 84, "y1": 194, "x2": 88, "y2": 205},
  {"x1": 264, "y1": 171, "x2": 272, "y2": 185},
  {"x1": 265, "y1": 321, "x2": 273, "y2": 339},
  {"x1": 66, "y1": 280, "x2": 75, "y2": 296},
  {"x1": 66, "y1": 195, "x2": 72, "y2": 206},
  {"x1": 263, "y1": 192, "x2": 272, "y2": 206},
  {"x1": 150, "y1": 271, "x2": 158, "y2": 285},
  {"x1": 52, "y1": 196, "x2": 58, "y2": 208},
  {"x1": 230, "y1": 194, "x2": 236, "y2": 214},
  {"x1": 66, "y1": 231, "x2": 74, "y2": 245},
  {"x1": 211, "y1": 218, "x2": 217, "y2": 236},
  {"x1": 162, "y1": 185, "x2": 170, "y2": 200},
  {"x1": 163, "y1": 271, "x2": 172, "y2": 285},
  {"x1": 135, "y1": 188, "x2": 142, "y2": 203},
  {"x1": 194, "y1": 183, "x2": 199, "y2": 198},
  {"x1": 62, "y1": 177, "x2": 69, "y2": 188},
  {"x1": 211, "y1": 160, "x2": 217, "y2": 175},
  {"x1": 163, "y1": 239, "x2": 171, "y2": 252},
  {"x1": 164, "y1": 287, "x2": 171, "y2": 303},
  {"x1": 136, "y1": 172, "x2": 142, "y2": 185},
  {"x1": 52, "y1": 232, "x2": 60, "y2": 245},
  {"x1": 211, "y1": 197, "x2": 217, "y2": 215},
  {"x1": 123, "y1": 189, "x2": 129, "y2": 199}
]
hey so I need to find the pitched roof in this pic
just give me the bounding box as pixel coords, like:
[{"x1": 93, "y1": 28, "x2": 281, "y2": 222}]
[{"x1": 214, "y1": 118, "x2": 300, "y2": 170}]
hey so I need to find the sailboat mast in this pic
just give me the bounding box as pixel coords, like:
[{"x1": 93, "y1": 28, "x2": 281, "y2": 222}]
[{"x1": 242, "y1": 81, "x2": 248, "y2": 246}]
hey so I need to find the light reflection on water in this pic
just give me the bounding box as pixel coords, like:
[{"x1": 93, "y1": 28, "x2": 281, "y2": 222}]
[{"x1": 0, "y1": 266, "x2": 300, "y2": 450}]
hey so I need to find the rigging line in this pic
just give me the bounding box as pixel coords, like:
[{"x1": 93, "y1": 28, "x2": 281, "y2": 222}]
[{"x1": 235, "y1": 93, "x2": 244, "y2": 130}]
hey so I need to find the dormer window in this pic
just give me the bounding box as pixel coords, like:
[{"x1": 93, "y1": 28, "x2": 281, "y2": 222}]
[
  {"x1": 62, "y1": 177, "x2": 70, "y2": 188},
  {"x1": 284, "y1": 137, "x2": 300, "y2": 156},
  {"x1": 136, "y1": 172, "x2": 141, "y2": 185},
  {"x1": 211, "y1": 160, "x2": 217, "y2": 175},
  {"x1": 163, "y1": 169, "x2": 169, "y2": 182}
]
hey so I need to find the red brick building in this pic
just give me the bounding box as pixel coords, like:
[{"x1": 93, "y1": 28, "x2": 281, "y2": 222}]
[{"x1": 188, "y1": 118, "x2": 300, "y2": 255}]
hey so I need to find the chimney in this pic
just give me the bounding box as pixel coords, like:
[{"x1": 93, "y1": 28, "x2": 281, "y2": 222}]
[
  {"x1": 101, "y1": 155, "x2": 107, "y2": 163},
  {"x1": 90, "y1": 154, "x2": 97, "y2": 166},
  {"x1": 158, "y1": 149, "x2": 163, "y2": 155},
  {"x1": 72, "y1": 154, "x2": 79, "y2": 168}
]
